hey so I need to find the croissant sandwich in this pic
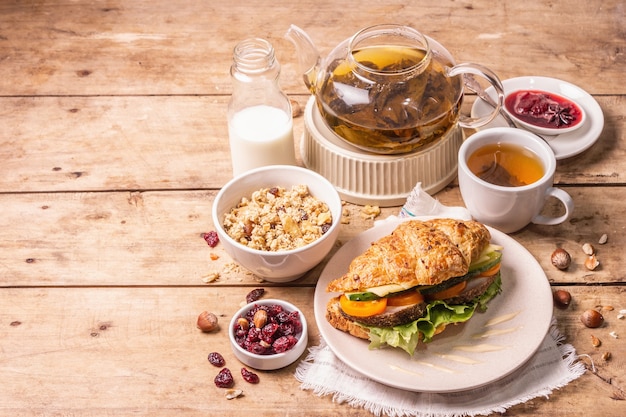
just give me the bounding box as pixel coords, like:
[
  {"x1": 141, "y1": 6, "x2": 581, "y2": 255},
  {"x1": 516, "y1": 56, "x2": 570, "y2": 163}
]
[{"x1": 325, "y1": 218, "x2": 502, "y2": 355}]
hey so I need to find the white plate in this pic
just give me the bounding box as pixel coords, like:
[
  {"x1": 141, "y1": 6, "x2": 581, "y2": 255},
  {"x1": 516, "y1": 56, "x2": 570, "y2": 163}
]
[
  {"x1": 471, "y1": 76, "x2": 604, "y2": 160},
  {"x1": 314, "y1": 218, "x2": 553, "y2": 393}
]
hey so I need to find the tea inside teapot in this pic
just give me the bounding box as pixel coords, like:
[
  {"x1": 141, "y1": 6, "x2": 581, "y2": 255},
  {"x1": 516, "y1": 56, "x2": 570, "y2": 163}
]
[
  {"x1": 318, "y1": 44, "x2": 461, "y2": 154},
  {"x1": 286, "y1": 24, "x2": 504, "y2": 155}
]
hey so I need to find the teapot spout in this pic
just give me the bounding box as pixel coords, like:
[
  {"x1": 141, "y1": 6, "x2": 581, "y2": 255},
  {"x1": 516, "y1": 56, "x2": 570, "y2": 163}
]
[{"x1": 285, "y1": 24, "x2": 320, "y2": 91}]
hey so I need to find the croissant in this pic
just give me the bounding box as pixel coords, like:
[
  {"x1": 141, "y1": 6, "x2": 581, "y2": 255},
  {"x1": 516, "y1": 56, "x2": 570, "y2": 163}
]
[{"x1": 326, "y1": 218, "x2": 491, "y2": 293}]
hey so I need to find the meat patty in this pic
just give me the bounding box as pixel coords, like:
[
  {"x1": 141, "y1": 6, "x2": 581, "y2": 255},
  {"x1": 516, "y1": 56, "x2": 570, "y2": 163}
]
[
  {"x1": 341, "y1": 273, "x2": 499, "y2": 328},
  {"x1": 342, "y1": 301, "x2": 427, "y2": 328}
]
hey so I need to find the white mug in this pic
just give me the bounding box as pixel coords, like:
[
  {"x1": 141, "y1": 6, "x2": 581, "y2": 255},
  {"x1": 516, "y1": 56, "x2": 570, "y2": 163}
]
[{"x1": 458, "y1": 127, "x2": 574, "y2": 233}]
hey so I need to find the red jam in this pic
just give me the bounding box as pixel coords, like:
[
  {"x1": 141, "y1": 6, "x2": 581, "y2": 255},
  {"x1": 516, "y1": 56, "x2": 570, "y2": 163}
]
[{"x1": 505, "y1": 89, "x2": 583, "y2": 129}]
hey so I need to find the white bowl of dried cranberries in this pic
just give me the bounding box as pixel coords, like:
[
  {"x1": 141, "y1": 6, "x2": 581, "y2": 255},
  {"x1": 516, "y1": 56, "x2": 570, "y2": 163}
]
[{"x1": 229, "y1": 299, "x2": 308, "y2": 370}]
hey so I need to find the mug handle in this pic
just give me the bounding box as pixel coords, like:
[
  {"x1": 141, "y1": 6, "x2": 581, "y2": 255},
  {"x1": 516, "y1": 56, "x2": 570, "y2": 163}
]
[
  {"x1": 446, "y1": 63, "x2": 505, "y2": 129},
  {"x1": 531, "y1": 187, "x2": 575, "y2": 226}
]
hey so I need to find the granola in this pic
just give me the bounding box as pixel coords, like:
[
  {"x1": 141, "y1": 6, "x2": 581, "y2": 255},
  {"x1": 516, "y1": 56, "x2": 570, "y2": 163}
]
[{"x1": 222, "y1": 185, "x2": 333, "y2": 251}]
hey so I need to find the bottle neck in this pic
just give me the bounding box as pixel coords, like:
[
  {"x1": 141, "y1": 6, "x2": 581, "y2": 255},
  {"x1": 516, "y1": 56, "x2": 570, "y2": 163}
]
[
  {"x1": 229, "y1": 38, "x2": 290, "y2": 115},
  {"x1": 231, "y1": 38, "x2": 279, "y2": 79}
]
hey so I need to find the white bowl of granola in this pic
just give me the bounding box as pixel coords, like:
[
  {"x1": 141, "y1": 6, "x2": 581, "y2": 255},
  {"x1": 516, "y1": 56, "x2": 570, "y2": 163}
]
[{"x1": 212, "y1": 165, "x2": 342, "y2": 282}]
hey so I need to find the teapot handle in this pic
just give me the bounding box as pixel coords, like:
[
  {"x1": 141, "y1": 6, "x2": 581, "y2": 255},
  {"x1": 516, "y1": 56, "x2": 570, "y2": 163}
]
[{"x1": 447, "y1": 63, "x2": 505, "y2": 129}]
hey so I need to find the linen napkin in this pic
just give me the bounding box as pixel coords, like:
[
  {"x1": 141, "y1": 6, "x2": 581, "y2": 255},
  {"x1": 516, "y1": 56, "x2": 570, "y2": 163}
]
[{"x1": 295, "y1": 183, "x2": 586, "y2": 417}]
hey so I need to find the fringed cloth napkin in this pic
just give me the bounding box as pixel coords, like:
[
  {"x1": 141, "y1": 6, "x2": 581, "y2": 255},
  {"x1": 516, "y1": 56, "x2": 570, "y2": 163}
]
[
  {"x1": 295, "y1": 319, "x2": 585, "y2": 417},
  {"x1": 295, "y1": 184, "x2": 586, "y2": 416}
]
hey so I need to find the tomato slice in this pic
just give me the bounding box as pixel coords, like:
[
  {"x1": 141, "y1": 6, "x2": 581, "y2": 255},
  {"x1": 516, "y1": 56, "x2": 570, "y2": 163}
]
[
  {"x1": 386, "y1": 290, "x2": 424, "y2": 307},
  {"x1": 479, "y1": 262, "x2": 501, "y2": 277},
  {"x1": 339, "y1": 294, "x2": 388, "y2": 317},
  {"x1": 428, "y1": 281, "x2": 468, "y2": 301}
]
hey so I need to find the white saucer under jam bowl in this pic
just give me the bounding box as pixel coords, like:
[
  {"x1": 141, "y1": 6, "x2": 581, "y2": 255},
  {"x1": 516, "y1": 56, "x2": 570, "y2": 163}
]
[{"x1": 471, "y1": 76, "x2": 604, "y2": 160}]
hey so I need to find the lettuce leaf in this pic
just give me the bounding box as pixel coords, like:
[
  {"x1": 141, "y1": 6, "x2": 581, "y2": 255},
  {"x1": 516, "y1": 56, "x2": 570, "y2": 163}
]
[{"x1": 365, "y1": 273, "x2": 502, "y2": 355}]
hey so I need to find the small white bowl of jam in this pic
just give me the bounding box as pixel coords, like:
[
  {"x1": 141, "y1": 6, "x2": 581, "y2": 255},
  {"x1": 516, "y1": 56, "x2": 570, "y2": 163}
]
[{"x1": 504, "y1": 89, "x2": 585, "y2": 136}]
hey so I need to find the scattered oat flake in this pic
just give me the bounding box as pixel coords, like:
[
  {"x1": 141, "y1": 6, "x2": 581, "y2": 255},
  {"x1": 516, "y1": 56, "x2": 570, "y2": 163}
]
[
  {"x1": 225, "y1": 389, "x2": 243, "y2": 400},
  {"x1": 202, "y1": 272, "x2": 220, "y2": 283},
  {"x1": 591, "y1": 335, "x2": 601, "y2": 347},
  {"x1": 210, "y1": 253, "x2": 219, "y2": 261},
  {"x1": 609, "y1": 331, "x2": 618, "y2": 339},
  {"x1": 361, "y1": 205, "x2": 381, "y2": 220},
  {"x1": 341, "y1": 209, "x2": 351, "y2": 224}
]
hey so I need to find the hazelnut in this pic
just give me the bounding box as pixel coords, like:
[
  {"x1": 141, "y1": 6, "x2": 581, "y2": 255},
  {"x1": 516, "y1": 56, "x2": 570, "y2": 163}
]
[
  {"x1": 553, "y1": 289, "x2": 572, "y2": 309},
  {"x1": 580, "y1": 309, "x2": 604, "y2": 328},
  {"x1": 197, "y1": 311, "x2": 219, "y2": 332},
  {"x1": 253, "y1": 309, "x2": 268, "y2": 328},
  {"x1": 551, "y1": 248, "x2": 571, "y2": 270}
]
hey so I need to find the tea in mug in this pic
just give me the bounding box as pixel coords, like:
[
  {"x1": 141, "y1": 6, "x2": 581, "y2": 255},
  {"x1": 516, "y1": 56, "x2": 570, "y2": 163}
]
[{"x1": 467, "y1": 142, "x2": 544, "y2": 187}]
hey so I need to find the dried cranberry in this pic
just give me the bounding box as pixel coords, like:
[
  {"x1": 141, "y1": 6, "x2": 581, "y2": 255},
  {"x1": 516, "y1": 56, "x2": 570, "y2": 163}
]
[
  {"x1": 241, "y1": 367, "x2": 260, "y2": 384},
  {"x1": 261, "y1": 322, "x2": 280, "y2": 340},
  {"x1": 267, "y1": 304, "x2": 284, "y2": 317},
  {"x1": 268, "y1": 187, "x2": 281, "y2": 197},
  {"x1": 273, "y1": 335, "x2": 298, "y2": 353},
  {"x1": 234, "y1": 321, "x2": 248, "y2": 337},
  {"x1": 247, "y1": 341, "x2": 269, "y2": 355},
  {"x1": 279, "y1": 322, "x2": 296, "y2": 336},
  {"x1": 246, "y1": 288, "x2": 265, "y2": 304},
  {"x1": 203, "y1": 231, "x2": 219, "y2": 247},
  {"x1": 275, "y1": 311, "x2": 290, "y2": 323},
  {"x1": 245, "y1": 326, "x2": 261, "y2": 342},
  {"x1": 214, "y1": 368, "x2": 234, "y2": 388},
  {"x1": 288, "y1": 311, "x2": 303, "y2": 332},
  {"x1": 207, "y1": 351, "x2": 225, "y2": 367}
]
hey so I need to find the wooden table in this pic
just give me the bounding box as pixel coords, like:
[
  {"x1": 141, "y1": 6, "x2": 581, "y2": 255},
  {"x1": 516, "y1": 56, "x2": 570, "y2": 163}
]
[{"x1": 1, "y1": 1, "x2": 624, "y2": 415}]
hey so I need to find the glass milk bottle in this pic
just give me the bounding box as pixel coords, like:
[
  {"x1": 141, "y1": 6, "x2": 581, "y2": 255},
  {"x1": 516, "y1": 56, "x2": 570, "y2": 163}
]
[{"x1": 227, "y1": 38, "x2": 297, "y2": 176}]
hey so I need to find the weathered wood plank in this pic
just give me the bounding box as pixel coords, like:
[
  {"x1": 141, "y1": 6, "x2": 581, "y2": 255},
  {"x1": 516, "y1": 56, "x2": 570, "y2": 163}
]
[
  {"x1": 0, "y1": 0, "x2": 623, "y2": 95},
  {"x1": 0, "y1": 286, "x2": 623, "y2": 416},
  {"x1": 0, "y1": 187, "x2": 623, "y2": 287},
  {"x1": 0, "y1": 95, "x2": 623, "y2": 193}
]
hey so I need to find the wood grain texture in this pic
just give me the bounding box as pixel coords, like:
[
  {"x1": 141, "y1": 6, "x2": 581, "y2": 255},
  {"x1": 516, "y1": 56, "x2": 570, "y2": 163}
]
[
  {"x1": 0, "y1": 1, "x2": 624, "y2": 95},
  {"x1": 0, "y1": 286, "x2": 623, "y2": 416},
  {"x1": 0, "y1": 0, "x2": 624, "y2": 415},
  {"x1": 0, "y1": 94, "x2": 623, "y2": 192},
  {"x1": 0, "y1": 187, "x2": 623, "y2": 287}
]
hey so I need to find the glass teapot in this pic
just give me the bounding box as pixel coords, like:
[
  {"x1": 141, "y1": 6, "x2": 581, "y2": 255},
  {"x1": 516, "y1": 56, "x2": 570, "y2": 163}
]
[{"x1": 286, "y1": 24, "x2": 504, "y2": 154}]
